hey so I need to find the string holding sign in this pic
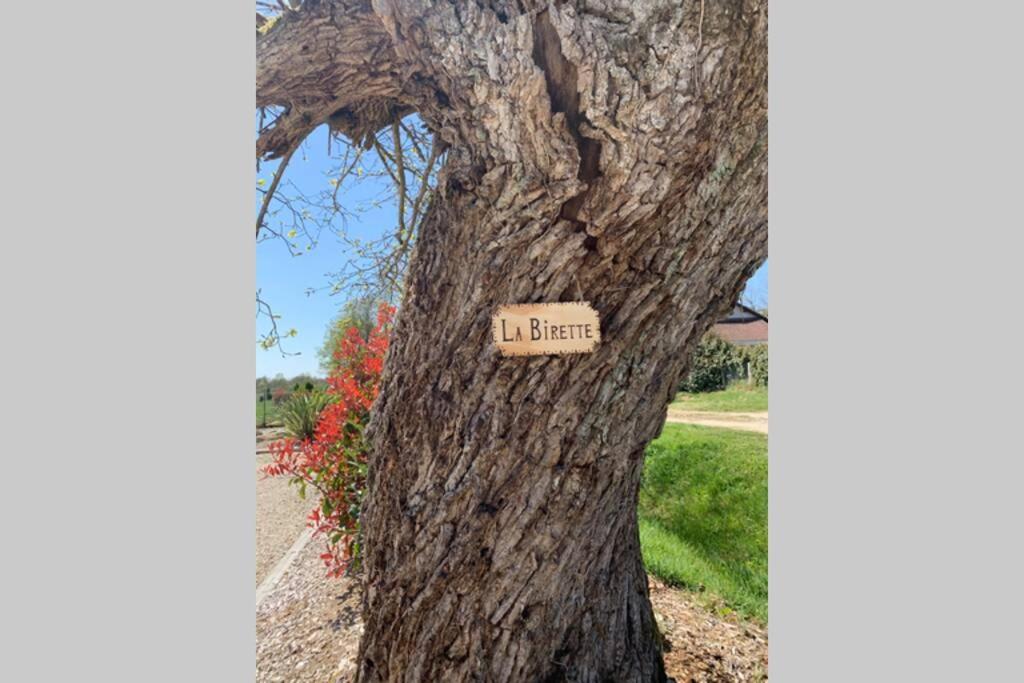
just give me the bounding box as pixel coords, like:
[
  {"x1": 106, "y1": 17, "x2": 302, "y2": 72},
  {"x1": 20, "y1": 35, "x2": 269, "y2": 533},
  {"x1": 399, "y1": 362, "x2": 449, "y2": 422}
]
[{"x1": 492, "y1": 302, "x2": 601, "y2": 357}]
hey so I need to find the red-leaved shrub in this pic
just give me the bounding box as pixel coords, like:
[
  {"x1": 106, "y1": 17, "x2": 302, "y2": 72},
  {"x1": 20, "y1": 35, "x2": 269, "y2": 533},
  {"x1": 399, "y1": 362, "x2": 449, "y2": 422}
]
[{"x1": 263, "y1": 304, "x2": 394, "y2": 578}]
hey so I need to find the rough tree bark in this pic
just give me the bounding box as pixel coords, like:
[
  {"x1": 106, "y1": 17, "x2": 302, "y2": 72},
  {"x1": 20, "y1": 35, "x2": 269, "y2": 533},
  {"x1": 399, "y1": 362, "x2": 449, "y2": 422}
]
[{"x1": 258, "y1": 1, "x2": 767, "y2": 681}]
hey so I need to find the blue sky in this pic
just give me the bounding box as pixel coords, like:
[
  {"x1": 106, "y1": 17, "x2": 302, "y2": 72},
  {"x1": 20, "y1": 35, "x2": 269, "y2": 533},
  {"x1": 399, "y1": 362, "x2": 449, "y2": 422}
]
[
  {"x1": 257, "y1": 125, "x2": 768, "y2": 378},
  {"x1": 257, "y1": 125, "x2": 398, "y2": 379}
]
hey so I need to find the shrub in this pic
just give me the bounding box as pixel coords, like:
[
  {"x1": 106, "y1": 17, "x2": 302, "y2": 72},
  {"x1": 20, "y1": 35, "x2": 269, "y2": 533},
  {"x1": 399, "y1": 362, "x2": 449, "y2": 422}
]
[
  {"x1": 280, "y1": 391, "x2": 331, "y2": 441},
  {"x1": 738, "y1": 344, "x2": 768, "y2": 386},
  {"x1": 271, "y1": 387, "x2": 290, "y2": 404},
  {"x1": 264, "y1": 303, "x2": 394, "y2": 578},
  {"x1": 680, "y1": 334, "x2": 741, "y2": 392}
]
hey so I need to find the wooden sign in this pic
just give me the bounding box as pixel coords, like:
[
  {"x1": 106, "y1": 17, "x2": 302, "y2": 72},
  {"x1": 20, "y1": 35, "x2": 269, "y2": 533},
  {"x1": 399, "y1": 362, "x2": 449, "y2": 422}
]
[{"x1": 492, "y1": 302, "x2": 601, "y2": 357}]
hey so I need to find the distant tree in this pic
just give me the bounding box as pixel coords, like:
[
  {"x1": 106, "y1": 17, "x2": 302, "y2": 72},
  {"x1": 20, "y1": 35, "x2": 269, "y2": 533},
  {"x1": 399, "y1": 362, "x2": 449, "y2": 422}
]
[
  {"x1": 256, "y1": 376, "x2": 269, "y2": 398},
  {"x1": 317, "y1": 296, "x2": 382, "y2": 374},
  {"x1": 257, "y1": 373, "x2": 324, "y2": 395}
]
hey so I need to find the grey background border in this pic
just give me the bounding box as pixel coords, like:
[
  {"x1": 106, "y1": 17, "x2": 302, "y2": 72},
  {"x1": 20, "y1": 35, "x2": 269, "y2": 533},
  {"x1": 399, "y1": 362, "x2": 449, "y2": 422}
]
[
  {"x1": 2, "y1": 1, "x2": 254, "y2": 681},
  {"x1": 1, "y1": 1, "x2": 1021, "y2": 681},
  {"x1": 771, "y1": 1, "x2": 1023, "y2": 680}
]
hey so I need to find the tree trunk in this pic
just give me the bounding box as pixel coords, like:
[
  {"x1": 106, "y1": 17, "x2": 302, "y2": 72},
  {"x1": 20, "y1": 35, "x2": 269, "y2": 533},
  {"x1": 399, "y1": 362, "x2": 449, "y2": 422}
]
[{"x1": 258, "y1": 1, "x2": 767, "y2": 680}]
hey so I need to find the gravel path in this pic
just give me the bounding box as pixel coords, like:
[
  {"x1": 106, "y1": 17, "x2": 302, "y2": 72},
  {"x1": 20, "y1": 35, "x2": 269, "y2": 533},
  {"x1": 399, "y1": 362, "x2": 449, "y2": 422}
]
[
  {"x1": 257, "y1": 534, "x2": 362, "y2": 683},
  {"x1": 665, "y1": 410, "x2": 769, "y2": 434},
  {"x1": 256, "y1": 428, "x2": 319, "y2": 587}
]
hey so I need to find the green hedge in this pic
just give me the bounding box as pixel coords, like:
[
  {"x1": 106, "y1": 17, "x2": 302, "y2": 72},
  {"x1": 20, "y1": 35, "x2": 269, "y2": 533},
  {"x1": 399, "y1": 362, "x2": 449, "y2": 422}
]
[
  {"x1": 680, "y1": 335, "x2": 767, "y2": 392},
  {"x1": 679, "y1": 335, "x2": 741, "y2": 392},
  {"x1": 739, "y1": 344, "x2": 768, "y2": 387}
]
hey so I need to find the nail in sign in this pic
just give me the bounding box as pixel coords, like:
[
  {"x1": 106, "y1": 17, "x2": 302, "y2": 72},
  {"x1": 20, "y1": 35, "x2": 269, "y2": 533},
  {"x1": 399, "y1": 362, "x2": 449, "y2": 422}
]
[{"x1": 492, "y1": 302, "x2": 601, "y2": 357}]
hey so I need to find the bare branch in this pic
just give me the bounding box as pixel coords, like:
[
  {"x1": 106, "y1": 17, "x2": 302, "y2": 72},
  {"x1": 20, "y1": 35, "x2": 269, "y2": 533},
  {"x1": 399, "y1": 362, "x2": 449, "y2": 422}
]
[
  {"x1": 371, "y1": 138, "x2": 403, "y2": 196},
  {"x1": 399, "y1": 120, "x2": 429, "y2": 163},
  {"x1": 409, "y1": 138, "x2": 441, "y2": 229},
  {"x1": 256, "y1": 143, "x2": 298, "y2": 238},
  {"x1": 332, "y1": 146, "x2": 365, "y2": 214},
  {"x1": 390, "y1": 120, "x2": 408, "y2": 237},
  {"x1": 256, "y1": 290, "x2": 300, "y2": 357}
]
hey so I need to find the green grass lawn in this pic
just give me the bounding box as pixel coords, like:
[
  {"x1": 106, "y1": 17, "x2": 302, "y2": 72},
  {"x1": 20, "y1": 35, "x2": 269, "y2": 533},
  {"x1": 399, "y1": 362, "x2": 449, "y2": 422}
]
[
  {"x1": 670, "y1": 382, "x2": 768, "y2": 413},
  {"x1": 638, "y1": 423, "x2": 767, "y2": 623},
  {"x1": 256, "y1": 399, "x2": 283, "y2": 427}
]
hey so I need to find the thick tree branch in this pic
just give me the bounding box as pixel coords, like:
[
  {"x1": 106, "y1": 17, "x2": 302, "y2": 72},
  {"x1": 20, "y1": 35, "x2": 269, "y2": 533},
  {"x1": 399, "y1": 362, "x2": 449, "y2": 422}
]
[{"x1": 256, "y1": 0, "x2": 408, "y2": 159}]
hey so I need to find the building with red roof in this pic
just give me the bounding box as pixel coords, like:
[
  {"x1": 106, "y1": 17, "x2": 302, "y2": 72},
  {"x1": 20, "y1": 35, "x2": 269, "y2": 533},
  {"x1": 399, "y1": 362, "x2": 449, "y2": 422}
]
[{"x1": 712, "y1": 304, "x2": 768, "y2": 346}]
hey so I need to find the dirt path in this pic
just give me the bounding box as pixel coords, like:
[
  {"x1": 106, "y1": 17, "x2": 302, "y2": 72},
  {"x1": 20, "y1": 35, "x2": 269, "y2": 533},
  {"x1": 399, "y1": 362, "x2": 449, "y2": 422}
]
[
  {"x1": 256, "y1": 428, "x2": 318, "y2": 588},
  {"x1": 665, "y1": 410, "x2": 768, "y2": 434}
]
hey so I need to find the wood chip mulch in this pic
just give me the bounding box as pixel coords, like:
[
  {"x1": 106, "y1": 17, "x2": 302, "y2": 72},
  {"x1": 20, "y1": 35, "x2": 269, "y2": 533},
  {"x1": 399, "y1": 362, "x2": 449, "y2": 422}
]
[
  {"x1": 256, "y1": 555, "x2": 767, "y2": 682},
  {"x1": 650, "y1": 577, "x2": 768, "y2": 682}
]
